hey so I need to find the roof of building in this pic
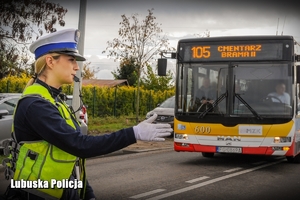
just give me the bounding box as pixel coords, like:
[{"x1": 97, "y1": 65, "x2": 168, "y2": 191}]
[{"x1": 82, "y1": 79, "x2": 129, "y2": 87}]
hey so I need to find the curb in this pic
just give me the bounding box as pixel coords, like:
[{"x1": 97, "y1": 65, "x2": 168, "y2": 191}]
[
  {"x1": 98, "y1": 146, "x2": 173, "y2": 158},
  {"x1": 122, "y1": 147, "x2": 173, "y2": 153}
]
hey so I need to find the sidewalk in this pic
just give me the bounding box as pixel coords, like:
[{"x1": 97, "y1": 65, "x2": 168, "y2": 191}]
[
  {"x1": 101, "y1": 137, "x2": 174, "y2": 157},
  {"x1": 122, "y1": 137, "x2": 173, "y2": 152}
]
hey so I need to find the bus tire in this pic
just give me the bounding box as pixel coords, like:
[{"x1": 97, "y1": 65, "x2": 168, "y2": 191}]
[
  {"x1": 286, "y1": 156, "x2": 294, "y2": 163},
  {"x1": 286, "y1": 154, "x2": 300, "y2": 163},
  {"x1": 202, "y1": 152, "x2": 214, "y2": 158}
]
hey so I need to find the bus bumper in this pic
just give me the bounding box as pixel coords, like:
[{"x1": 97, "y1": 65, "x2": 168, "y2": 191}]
[{"x1": 174, "y1": 142, "x2": 291, "y2": 156}]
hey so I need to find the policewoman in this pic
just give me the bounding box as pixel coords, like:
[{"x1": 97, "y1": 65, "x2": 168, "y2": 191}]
[{"x1": 3, "y1": 29, "x2": 172, "y2": 200}]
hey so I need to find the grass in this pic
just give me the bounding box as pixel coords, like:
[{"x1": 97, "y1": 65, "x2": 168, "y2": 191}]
[{"x1": 87, "y1": 115, "x2": 143, "y2": 135}]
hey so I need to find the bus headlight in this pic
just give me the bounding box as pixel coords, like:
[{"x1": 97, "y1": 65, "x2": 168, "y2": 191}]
[
  {"x1": 272, "y1": 146, "x2": 290, "y2": 151},
  {"x1": 175, "y1": 134, "x2": 188, "y2": 140},
  {"x1": 274, "y1": 137, "x2": 280, "y2": 143},
  {"x1": 273, "y1": 137, "x2": 291, "y2": 143}
]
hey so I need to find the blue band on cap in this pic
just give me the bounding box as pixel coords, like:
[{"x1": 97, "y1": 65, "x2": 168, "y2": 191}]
[{"x1": 35, "y1": 42, "x2": 77, "y2": 59}]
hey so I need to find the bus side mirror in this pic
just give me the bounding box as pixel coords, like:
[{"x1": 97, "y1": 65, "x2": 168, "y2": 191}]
[
  {"x1": 158, "y1": 58, "x2": 167, "y2": 76},
  {"x1": 297, "y1": 65, "x2": 300, "y2": 83}
]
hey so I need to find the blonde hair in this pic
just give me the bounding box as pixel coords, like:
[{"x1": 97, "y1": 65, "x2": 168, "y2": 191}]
[{"x1": 24, "y1": 53, "x2": 61, "y2": 89}]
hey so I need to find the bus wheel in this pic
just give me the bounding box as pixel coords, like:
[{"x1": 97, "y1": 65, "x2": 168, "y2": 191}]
[
  {"x1": 286, "y1": 156, "x2": 294, "y2": 163},
  {"x1": 202, "y1": 152, "x2": 214, "y2": 158},
  {"x1": 286, "y1": 154, "x2": 300, "y2": 163}
]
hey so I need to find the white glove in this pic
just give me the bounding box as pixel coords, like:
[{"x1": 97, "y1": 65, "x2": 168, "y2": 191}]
[{"x1": 133, "y1": 113, "x2": 173, "y2": 141}]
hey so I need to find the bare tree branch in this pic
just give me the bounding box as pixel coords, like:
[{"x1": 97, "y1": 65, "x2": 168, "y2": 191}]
[
  {"x1": 103, "y1": 8, "x2": 173, "y2": 122},
  {"x1": 0, "y1": 0, "x2": 67, "y2": 79}
]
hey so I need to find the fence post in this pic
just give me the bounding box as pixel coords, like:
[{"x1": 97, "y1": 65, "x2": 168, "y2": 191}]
[
  {"x1": 150, "y1": 90, "x2": 152, "y2": 110},
  {"x1": 147, "y1": 91, "x2": 150, "y2": 111},
  {"x1": 113, "y1": 86, "x2": 117, "y2": 116},
  {"x1": 133, "y1": 90, "x2": 136, "y2": 112},
  {"x1": 92, "y1": 86, "x2": 96, "y2": 118},
  {"x1": 6, "y1": 80, "x2": 10, "y2": 93}
]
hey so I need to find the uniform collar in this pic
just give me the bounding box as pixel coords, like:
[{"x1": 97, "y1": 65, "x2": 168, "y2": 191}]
[{"x1": 36, "y1": 79, "x2": 62, "y2": 99}]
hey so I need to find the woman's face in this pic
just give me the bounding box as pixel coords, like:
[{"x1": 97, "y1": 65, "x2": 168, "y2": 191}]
[{"x1": 52, "y1": 54, "x2": 79, "y2": 85}]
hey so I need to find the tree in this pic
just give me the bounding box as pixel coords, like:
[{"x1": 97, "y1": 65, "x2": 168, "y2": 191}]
[
  {"x1": 0, "y1": 0, "x2": 68, "y2": 79},
  {"x1": 103, "y1": 8, "x2": 172, "y2": 122},
  {"x1": 82, "y1": 62, "x2": 96, "y2": 79},
  {"x1": 112, "y1": 57, "x2": 138, "y2": 86},
  {"x1": 194, "y1": 29, "x2": 210, "y2": 38},
  {"x1": 0, "y1": 45, "x2": 27, "y2": 77},
  {"x1": 141, "y1": 65, "x2": 174, "y2": 91}
]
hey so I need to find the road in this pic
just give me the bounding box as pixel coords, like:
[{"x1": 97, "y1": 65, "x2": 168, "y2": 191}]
[
  {"x1": 1, "y1": 147, "x2": 300, "y2": 199},
  {"x1": 86, "y1": 149, "x2": 300, "y2": 200}
]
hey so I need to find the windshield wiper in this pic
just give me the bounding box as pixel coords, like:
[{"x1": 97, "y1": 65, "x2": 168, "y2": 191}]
[
  {"x1": 235, "y1": 93, "x2": 263, "y2": 120},
  {"x1": 198, "y1": 91, "x2": 227, "y2": 118}
]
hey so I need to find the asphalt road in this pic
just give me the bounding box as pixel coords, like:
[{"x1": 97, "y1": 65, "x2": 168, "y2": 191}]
[{"x1": 86, "y1": 150, "x2": 300, "y2": 200}]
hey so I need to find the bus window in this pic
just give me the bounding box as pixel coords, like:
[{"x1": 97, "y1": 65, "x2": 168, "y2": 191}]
[
  {"x1": 183, "y1": 64, "x2": 227, "y2": 113},
  {"x1": 233, "y1": 63, "x2": 292, "y2": 116}
]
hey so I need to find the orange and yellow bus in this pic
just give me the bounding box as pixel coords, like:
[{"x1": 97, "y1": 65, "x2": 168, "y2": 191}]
[{"x1": 158, "y1": 35, "x2": 300, "y2": 163}]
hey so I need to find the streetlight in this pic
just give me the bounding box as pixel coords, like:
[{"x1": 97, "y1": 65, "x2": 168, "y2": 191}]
[{"x1": 73, "y1": 0, "x2": 87, "y2": 133}]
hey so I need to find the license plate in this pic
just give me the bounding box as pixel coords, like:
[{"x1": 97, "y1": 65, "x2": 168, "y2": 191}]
[{"x1": 216, "y1": 147, "x2": 242, "y2": 153}]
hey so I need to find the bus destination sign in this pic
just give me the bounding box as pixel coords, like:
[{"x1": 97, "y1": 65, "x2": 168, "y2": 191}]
[{"x1": 183, "y1": 43, "x2": 284, "y2": 62}]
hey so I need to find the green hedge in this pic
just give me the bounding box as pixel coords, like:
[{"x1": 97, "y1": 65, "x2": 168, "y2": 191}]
[{"x1": 0, "y1": 76, "x2": 175, "y2": 117}]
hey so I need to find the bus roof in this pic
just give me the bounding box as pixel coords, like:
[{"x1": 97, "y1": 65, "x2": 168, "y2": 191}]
[{"x1": 178, "y1": 35, "x2": 294, "y2": 43}]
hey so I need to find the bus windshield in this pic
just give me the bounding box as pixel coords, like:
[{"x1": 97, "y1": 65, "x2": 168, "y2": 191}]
[{"x1": 177, "y1": 63, "x2": 293, "y2": 119}]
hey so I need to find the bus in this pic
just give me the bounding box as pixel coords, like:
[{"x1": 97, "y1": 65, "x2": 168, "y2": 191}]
[{"x1": 158, "y1": 35, "x2": 300, "y2": 163}]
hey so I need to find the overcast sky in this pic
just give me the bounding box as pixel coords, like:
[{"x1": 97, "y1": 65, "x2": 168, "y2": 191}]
[{"x1": 51, "y1": 0, "x2": 300, "y2": 79}]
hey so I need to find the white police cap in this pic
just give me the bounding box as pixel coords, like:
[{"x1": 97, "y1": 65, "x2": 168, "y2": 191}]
[{"x1": 29, "y1": 28, "x2": 86, "y2": 61}]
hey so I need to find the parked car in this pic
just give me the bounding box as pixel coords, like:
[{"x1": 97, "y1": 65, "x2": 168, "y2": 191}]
[
  {"x1": 65, "y1": 95, "x2": 88, "y2": 125},
  {"x1": 0, "y1": 93, "x2": 22, "y2": 149},
  {"x1": 145, "y1": 96, "x2": 175, "y2": 130}
]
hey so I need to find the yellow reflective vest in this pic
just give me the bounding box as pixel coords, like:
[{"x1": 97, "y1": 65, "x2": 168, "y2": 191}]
[{"x1": 9, "y1": 83, "x2": 85, "y2": 199}]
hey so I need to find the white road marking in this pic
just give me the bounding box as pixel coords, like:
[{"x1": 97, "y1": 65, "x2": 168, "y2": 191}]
[
  {"x1": 185, "y1": 176, "x2": 209, "y2": 183},
  {"x1": 223, "y1": 167, "x2": 243, "y2": 173},
  {"x1": 146, "y1": 160, "x2": 284, "y2": 200},
  {"x1": 129, "y1": 189, "x2": 166, "y2": 199}
]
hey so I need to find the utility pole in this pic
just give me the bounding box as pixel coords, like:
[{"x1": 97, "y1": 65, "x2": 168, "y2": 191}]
[{"x1": 72, "y1": 0, "x2": 86, "y2": 120}]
